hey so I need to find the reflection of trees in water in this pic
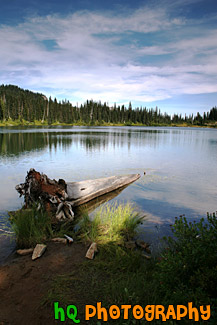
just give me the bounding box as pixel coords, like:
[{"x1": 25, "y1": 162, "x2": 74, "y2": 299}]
[
  {"x1": 76, "y1": 130, "x2": 171, "y2": 151},
  {"x1": 69, "y1": 130, "x2": 171, "y2": 152},
  {"x1": 0, "y1": 132, "x2": 73, "y2": 157},
  {"x1": 0, "y1": 132, "x2": 47, "y2": 156},
  {"x1": 1, "y1": 127, "x2": 206, "y2": 158},
  {"x1": 0, "y1": 129, "x2": 171, "y2": 157}
]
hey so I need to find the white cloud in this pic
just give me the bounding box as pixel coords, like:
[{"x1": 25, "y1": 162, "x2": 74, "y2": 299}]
[{"x1": 0, "y1": 4, "x2": 216, "y2": 110}]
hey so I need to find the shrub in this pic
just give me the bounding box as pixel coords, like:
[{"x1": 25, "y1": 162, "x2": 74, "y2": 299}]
[{"x1": 154, "y1": 212, "x2": 217, "y2": 307}]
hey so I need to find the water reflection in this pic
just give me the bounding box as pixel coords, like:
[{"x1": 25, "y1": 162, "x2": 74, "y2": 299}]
[
  {"x1": 0, "y1": 126, "x2": 217, "y2": 262},
  {"x1": 0, "y1": 132, "x2": 48, "y2": 157},
  {"x1": 1, "y1": 127, "x2": 216, "y2": 158}
]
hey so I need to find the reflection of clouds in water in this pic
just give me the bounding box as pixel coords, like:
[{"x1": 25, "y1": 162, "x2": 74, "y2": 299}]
[
  {"x1": 134, "y1": 180, "x2": 216, "y2": 218},
  {"x1": 144, "y1": 213, "x2": 173, "y2": 225},
  {"x1": 130, "y1": 160, "x2": 217, "y2": 217},
  {"x1": 0, "y1": 171, "x2": 24, "y2": 210},
  {"x1": 159, "y1": 181, "x2": 216, "y2": 215},
  {"x1": 139, "y1": 173, "x2": 171, "y2": 184}
]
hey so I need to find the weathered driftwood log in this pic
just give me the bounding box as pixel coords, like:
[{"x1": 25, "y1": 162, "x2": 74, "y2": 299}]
[
  {"x1": 16, "y1": 169, "x2": 141, "y2": 222},
  {"x1": 73, "y1": 185, "x2": 128, "y2": 218},
  {"x1": 66, "y1": 174, "x2": 141, "y2": 206},
  {"x1": 16, "y1": 169, "x2": 74, "y2": 222}
]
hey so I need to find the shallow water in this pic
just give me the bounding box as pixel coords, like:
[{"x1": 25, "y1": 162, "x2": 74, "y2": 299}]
[{"x1": 0, "y1": 126, "x2": 217, "y2": 260}]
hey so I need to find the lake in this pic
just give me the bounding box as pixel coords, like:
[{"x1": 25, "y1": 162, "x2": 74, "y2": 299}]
[{"x1": 0, "y1": 126, "x2": 217, "y2": 261}]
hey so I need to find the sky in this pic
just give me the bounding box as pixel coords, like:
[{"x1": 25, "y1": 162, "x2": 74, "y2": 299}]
[{"x1": 0, "y1": 0, "x2": 217, "y2": 115}]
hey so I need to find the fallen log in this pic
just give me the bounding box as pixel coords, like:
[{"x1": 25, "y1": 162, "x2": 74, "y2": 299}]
[
  {"x1": 73, "y1": 186, "x2": 127, "y2": 217},
  {"x1": 67, "y1": 174, "x2": 141, "y2": 206},
  {"x1": 16, "y1": 169, "x2": 141, "y2": 222}
]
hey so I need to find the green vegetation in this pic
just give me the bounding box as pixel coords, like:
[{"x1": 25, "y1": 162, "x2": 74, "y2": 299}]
[
  {"x1": 7, "y1": 201, "x2": 217, "y2": 323},
  {"x1": 44, "y1": 209, "x2": 217, "y2": 324},
  {"x1": 0, "y1": 84, "x2": 217, "y2": 127},
  {"x1": 78, "y1": 203, "x2": 143, "y2": 245},
  {"x1": 9, "y1": 207, "x2": 53, "y2": 248},
  {"x1": 155, "y1": 213, "x2": 217, "y2": 307}
]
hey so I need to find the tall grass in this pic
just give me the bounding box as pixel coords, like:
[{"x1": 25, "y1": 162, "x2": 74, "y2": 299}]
[
  {"x1": 78, "y1": 202, "x2": 143, "y2": 245},
  {"x1": 10, "y1": 207, "x2": 53, "y2": 248}
]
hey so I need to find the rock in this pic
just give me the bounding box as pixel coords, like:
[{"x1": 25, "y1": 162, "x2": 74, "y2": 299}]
[
  {"x1": 32, "y1": 244, "x2": 47, "y2": 260},
  {"x1": 85, "y1": 242, "x2": 98, "y2": 259},
  {"x1": 51, "y1": 238, "x2": 67, "y2": 244},
  {"x1": 125, "y1": 241, "x2": 136, "y2": 250},
  {"x1": 64, "y1": 234, "x2": 74, "y2": 244},
  {"x1": 16, "y1": 248, "x2": 33, "y2": 256}
]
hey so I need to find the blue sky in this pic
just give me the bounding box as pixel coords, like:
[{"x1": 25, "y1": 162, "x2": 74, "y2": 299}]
[{"x1": 0, "y1": 0, "x2": 217, "y2": 115}]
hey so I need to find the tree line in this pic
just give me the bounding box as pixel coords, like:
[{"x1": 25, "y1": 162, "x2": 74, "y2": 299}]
[{"x1": 0, "y1": 84, "x2": 217, "y2": 126}]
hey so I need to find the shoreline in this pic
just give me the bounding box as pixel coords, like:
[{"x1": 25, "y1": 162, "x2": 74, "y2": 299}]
[
  {"x1": 1, "y1": 209, "x2": 216, "y2": 324},
  {"x1": 0, "y1": 119, "x2": 216, "y2": 128}
]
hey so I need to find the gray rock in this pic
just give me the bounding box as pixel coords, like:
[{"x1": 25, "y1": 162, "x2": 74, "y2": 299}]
[
  {"x1": 85, "y1": 242, "x2": 98, "y2": 259},
  {"x1": 32, "y1": 244, "x2": 47, "y2": 260}
]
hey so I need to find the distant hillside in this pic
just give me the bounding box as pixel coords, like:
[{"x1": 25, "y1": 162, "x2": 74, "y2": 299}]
[{"x1": 0, "y1": 84, "x2": 216, "y2": 126}]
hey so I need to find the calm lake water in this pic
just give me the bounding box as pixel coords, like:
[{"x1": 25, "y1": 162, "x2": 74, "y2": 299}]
[{"x1": 0, "y1": 126, "x2": 217, "y2": 261}]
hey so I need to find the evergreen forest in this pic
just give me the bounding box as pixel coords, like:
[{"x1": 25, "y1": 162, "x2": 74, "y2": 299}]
[{"x1": 0, "y1": 84, "x2": 217, "y2": 126}]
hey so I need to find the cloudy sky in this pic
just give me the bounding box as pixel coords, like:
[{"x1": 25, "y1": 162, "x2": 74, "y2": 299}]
[{"x1": 0, "y1": 0, "x2": 217, "y2": 115}]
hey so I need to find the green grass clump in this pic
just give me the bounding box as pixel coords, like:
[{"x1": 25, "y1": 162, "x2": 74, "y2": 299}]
[
  {"x1": 78, "y1": 202, "x2": 143, "y2": 245},
  {"x1": 10, "y1": 207, "x2": 53, "y2": 248}
]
